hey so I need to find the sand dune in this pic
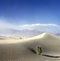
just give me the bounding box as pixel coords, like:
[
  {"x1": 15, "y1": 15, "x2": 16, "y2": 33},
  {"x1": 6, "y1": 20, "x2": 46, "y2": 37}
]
[{"x1": 0, "y1": 33, "x2": 60, "y2": 61}]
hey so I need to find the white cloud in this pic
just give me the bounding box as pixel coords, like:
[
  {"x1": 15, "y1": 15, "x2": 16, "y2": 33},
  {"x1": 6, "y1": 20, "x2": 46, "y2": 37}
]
[
  {"x1": 0, "y1": 19, "x2": 60, "y2": 37},
  {"x1": 19, "y1": 23, "x2": 58, "y2": 30},
  {"x1": 0, "y1": 20, "x2": 59, "y2": 31}
]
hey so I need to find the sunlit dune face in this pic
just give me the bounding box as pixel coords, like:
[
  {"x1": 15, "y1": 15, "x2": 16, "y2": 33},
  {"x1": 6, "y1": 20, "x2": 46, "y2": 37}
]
[
  {"x1": 0, "y1": 37, "x2": 24, "y2": 44},
  {"x1": 0, "y1": 33, "x2": 60, "y2": 44}
]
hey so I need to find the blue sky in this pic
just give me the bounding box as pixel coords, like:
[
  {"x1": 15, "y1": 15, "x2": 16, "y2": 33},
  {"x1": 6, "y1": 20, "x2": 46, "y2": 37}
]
[
  {"x1": 0, "y1": 0, "x2": 60, "y2": 24},
  {"x1": 0, "y1": 0, "x2": 60, "y2": 35}
]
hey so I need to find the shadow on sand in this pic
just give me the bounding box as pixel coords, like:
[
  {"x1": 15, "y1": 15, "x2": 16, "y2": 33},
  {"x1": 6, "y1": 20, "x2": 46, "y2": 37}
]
[
  {"x1": 28, "y1": 47, "x2": 36, "y2": 54},
  {"x1": 28, "y1": 47, "x2": 60, "y2": 58},
  {"x1": 42, "y1": 54, "x2": 60, "y2": 58}
]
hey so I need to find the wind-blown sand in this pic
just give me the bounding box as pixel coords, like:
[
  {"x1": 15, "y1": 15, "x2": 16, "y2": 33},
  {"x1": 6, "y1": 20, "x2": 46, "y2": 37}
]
[{"x1": 0, "y1": 33, "x2": 60, "y2": 61}]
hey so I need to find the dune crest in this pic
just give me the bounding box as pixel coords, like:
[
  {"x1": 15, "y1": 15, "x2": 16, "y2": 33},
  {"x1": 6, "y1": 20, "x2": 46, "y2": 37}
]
[
  {"x1": 25, "y1": 32, "x2": 59, "y2": 41},
  {"x1": 0, "y1": 32, "x2": 59, "y2": 44}
]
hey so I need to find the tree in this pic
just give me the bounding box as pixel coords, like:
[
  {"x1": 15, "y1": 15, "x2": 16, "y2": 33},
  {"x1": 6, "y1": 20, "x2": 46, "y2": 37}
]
[{"x1": 36, "y1": 46, "x2": 42, "y2": 55}]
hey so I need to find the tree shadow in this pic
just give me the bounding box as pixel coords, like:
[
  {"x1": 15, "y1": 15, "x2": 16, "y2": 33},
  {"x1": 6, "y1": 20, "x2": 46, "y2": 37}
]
[{"x1": 28, "y1": 47, "x2": 36, "y2": 54}]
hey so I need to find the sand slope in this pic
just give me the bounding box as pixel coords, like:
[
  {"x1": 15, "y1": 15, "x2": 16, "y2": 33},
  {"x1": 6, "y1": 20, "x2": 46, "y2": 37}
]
[{"x1": 0, "y1": 33, "x2": 60, "y2": 61}]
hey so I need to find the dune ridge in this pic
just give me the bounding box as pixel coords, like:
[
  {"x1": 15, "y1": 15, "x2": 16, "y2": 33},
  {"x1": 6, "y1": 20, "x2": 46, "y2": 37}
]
[
  {"x1": 0, "y1": 33, "x2": 60, "y2": 61},
  {"x1": 0, "y1": 32, "x2": 59, "y2": 44}
]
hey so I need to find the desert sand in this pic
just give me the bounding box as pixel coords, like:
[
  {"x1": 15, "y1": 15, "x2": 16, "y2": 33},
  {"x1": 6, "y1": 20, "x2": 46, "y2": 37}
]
[{"x1": 0, "y1": 33, "x2": 60, "y2": 61}]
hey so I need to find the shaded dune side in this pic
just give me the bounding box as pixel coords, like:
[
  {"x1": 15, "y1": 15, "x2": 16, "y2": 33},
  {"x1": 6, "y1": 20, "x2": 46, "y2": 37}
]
[{"x1": 0, "y1": 33, "x2": 60, "y2": 61}]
